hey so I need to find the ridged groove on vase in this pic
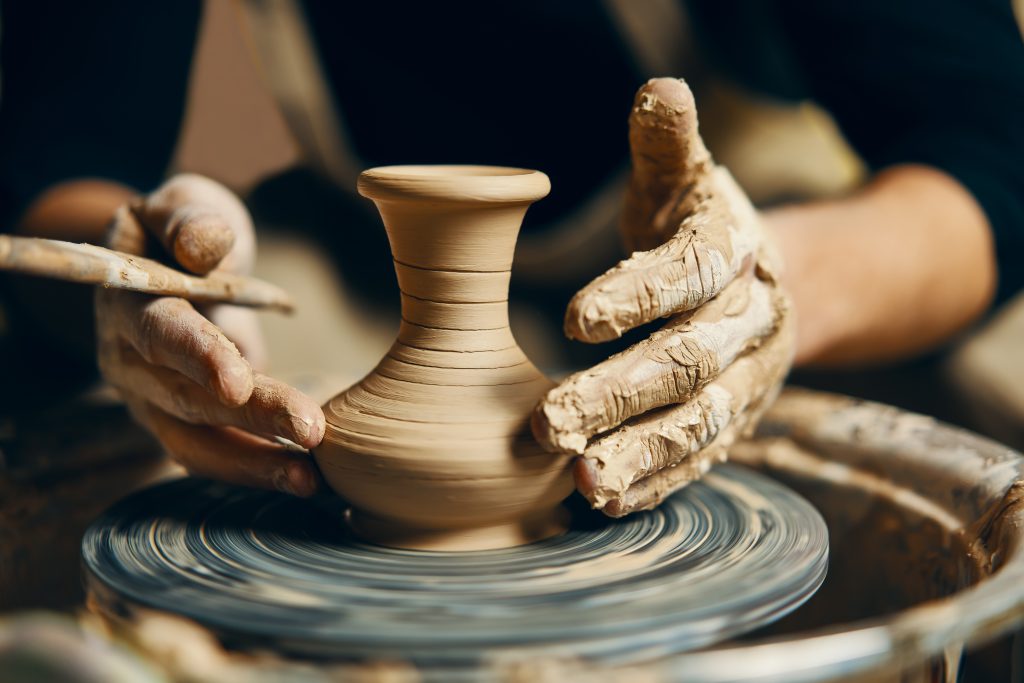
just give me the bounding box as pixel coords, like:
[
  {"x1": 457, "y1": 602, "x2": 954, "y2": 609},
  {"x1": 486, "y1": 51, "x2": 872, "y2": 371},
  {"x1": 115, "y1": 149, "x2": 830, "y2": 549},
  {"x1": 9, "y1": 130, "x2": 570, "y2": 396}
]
[
  {"x1": 316, "y1": 166, "x2": 572, "y2": 550},
  {"x1": 397, "y1": 322, "x2": 519, "y2": 353},
  {"x1": 374, "y1": 356, "x2": 540, "y2": 387},
  {"x1": 394, "y1": 261, "x2": 511, "y2": 303},
  {"x1": 388, "y1": 342, "x2": 529, "y2": 370},
  {"x1": 401, "y1": 296, "x2": 510, "y2": 330}
]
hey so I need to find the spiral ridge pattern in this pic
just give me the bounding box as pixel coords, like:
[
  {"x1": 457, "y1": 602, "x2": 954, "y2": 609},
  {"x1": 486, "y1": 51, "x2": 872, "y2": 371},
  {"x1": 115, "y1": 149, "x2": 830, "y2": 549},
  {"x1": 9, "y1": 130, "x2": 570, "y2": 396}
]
[{"x1": 83, "y1": 464, "x2": 827, "y2": 668}]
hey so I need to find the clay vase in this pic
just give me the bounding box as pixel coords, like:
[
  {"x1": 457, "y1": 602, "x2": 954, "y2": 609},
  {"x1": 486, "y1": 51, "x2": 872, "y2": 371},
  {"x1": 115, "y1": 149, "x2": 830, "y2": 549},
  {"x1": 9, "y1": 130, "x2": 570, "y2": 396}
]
[{"x1": 315, "y1": 166, "x2": 575, "y2": 551}]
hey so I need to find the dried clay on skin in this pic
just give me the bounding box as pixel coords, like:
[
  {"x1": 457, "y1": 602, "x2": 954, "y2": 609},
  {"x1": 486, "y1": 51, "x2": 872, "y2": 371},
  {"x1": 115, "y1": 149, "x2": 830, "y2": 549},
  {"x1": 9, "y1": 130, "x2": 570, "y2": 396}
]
[{"x1": 534, "y1": 78, "x2": 793, "y2": 516}]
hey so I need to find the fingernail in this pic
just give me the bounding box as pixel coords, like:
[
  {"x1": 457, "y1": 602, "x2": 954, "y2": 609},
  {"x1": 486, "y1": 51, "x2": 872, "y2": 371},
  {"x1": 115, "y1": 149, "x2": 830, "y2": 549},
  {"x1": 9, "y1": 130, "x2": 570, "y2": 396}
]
[
  {"x1": 216, "y1": 359, "x2": 253, "y2": 406},
  {"x1": 573, "y1": 457, "x2": 599, "y2": 496},
  {"x1": 172, "y1": 211, "x2": 235, "y2": 275},
  {"x1": 305, "y1": 410, "x2": 326, "y2": 446},
  {"x1": 604, "y1": 499, "x2": 625, "y2": 517},
  {"x1": 275, "y1": 409, "x2": 325, "y2": 448},
  {"x1": 276, "y1": 412, "x2": 309, "y2": 443}
]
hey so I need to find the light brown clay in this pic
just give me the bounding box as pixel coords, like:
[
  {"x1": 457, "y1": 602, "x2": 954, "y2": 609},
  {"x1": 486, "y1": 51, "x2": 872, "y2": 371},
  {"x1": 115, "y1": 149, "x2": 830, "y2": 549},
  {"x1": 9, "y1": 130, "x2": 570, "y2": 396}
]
[{"x1": 314, "y1": 166, "x2": 574, "y2": 551}]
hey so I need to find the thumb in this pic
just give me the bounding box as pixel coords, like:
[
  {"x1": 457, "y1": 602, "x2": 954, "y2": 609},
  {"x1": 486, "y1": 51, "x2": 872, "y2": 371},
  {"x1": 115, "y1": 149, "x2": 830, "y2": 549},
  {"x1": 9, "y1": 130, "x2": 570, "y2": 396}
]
[
  {"x1": 622, "y1": 78, "x2": 712, "y2": 252},
  {"x1": 132, "y1": 174, "x2": 251, "y2": 275}
]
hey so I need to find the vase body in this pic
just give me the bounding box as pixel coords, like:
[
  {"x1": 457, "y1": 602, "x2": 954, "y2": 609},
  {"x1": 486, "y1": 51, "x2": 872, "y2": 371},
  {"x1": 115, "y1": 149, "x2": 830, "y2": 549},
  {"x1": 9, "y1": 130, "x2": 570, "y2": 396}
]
[{"x1": 315, "y1": 166, "x2": 574, "y2": 551}]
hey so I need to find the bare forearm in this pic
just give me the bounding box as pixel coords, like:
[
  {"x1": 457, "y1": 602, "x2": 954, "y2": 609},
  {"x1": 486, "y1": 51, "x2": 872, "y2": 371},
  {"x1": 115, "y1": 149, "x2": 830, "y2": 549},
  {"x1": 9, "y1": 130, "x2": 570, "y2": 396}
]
[
  {"x1": 766, "y1": 164, "x2": 996, "y2": 367},
  {"x1": 14, "y1": 179, "x2": 136, "y2": 242}
]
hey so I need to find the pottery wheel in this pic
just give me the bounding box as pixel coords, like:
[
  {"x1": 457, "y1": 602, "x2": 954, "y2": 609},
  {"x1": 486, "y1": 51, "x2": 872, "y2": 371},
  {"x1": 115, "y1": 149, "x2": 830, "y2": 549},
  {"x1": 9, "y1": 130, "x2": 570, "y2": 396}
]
[{"x1": 82, "y1": 464, "x2": 827, "y2": 669}]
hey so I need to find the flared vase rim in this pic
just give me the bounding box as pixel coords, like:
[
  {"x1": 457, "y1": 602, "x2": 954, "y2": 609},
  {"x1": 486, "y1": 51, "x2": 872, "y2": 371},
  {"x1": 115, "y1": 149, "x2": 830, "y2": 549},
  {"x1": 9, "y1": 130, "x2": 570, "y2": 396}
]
[{"x1": 358, "y1": 165, "x2": 551, "y2": 205}]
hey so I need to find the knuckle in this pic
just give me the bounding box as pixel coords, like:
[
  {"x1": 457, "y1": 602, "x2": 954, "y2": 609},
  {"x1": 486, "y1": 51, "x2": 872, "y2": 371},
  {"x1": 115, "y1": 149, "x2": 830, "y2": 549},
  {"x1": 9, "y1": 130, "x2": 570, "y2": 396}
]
[
  {"x1": 652, "y1": 332, "x2": 717, "y2": 399},
  {"x1": 136, "y1": 297, "x2": 190, "y2": 361},
  {"x1": 197, "y1": 335, "x2": 245, "y2": 397},
  {"x1": 604, "y1": 375, "x2": 638, "y2": 428}
]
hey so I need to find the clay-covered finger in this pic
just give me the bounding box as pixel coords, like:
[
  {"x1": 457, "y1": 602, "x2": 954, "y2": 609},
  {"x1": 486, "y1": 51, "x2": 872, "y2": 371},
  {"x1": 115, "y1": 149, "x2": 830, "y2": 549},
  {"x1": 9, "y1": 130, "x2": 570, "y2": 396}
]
[
  {"x1": 107, "y1": 346, "x2": 323, "y2": 448},
  {"x1": 567, "y1": 166, "x2": 762, "y2": 343},
  {"x1": 621, "y1": 78, "x2": 712, "y2": 252},
  {"x1": 596, "y1": 446, "x2": 725, "y2": 518},
  {"x1": 246, "y1": 374, "x2": 326, "y2": 449},
  {"x1": 204, "y1": 303, "x2": 269, "y2": 371},
  {"x1": 101, "y1": 290, "x2": 253, "y2": 406},
  {"x1": 573, "y1": 386, "x2": 734, "y2": 513},
  {"x1": 535, "y1": 275, "x2": 782, "y2": 455},
  {"x1": 138, "y1": 402, "x2": 321, "y2": 497},
  {"x1": 133, "y1": 174, "x2": 254, "y2": 275},
  {"x1": 576, "y1": 312, "x2": 793, "y2": 516}
]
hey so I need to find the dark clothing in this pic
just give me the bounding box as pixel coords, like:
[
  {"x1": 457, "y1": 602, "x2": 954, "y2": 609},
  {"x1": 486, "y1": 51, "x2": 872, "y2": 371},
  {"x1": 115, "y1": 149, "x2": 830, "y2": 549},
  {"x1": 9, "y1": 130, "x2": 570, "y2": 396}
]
[
  {"x1": 0, "y1": 2, "x2": 200, "y2": 230},
  {"x1": 1, "y1": 0, "x2": 1022, "y2": 302},
  {"x1": 302, "y1": 1, "x2": 642, "y2": 232},
  {"x1": 689, "y1": 0, "x2": 1024, "y2": 304}
]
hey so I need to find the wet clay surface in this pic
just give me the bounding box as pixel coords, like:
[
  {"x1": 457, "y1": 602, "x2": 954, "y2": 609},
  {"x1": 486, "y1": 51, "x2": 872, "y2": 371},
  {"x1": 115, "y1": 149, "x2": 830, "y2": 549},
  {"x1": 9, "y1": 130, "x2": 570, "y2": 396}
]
[{"x1": 315, "y1": 167, "x2": 574, "y2": 550}]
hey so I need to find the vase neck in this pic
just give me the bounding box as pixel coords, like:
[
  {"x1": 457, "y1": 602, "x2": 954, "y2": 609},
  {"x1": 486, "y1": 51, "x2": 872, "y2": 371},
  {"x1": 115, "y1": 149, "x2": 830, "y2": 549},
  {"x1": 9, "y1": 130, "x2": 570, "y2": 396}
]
[
  {"x1": 377, "y1": 201, "x2": 530, "y2": 272},
  {"x1": 374, "y1": 200, "x2": 531, "y2": 351},
  {"x1": 397, "y1": 269, "x2": 512, "y2": 336}
]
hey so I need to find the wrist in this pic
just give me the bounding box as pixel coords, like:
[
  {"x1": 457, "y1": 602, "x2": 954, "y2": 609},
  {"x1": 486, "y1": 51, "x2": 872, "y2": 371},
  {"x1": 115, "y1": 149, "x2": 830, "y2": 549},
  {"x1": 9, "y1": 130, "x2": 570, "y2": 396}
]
[{"x1": 762, "y1": 209, "x2": 815, "y2": 366}]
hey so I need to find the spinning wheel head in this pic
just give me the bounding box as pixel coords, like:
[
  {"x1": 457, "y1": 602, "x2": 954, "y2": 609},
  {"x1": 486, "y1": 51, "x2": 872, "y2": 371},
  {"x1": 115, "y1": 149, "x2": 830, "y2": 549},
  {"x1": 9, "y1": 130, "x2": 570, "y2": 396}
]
[{"x1": 82, "y1": 464, "x2": 827, "y2": 672}]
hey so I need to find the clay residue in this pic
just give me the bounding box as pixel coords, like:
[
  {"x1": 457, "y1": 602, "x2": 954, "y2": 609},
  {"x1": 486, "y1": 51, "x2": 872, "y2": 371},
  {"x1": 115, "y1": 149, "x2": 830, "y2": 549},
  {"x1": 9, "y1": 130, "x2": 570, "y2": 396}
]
[
  {"x1": 532, "y1": 77, "x2": 792, "y2": 518},
  {"x1": 620, "y1": 77, "x2": 712, "y2": 253},
  {"x1": 129, "y1": 173, "x2": 254, "y2": 275},
  {"x1": 535, "y1": 275, "x2": 785, "y2": 457},
  {"x1": 564, "y1": 168, "x2": 761, "y2": 344},
  {"x1": 575, "y1": 310, "x2": 792, "y2": 516},
  {"x1": 578, "y1": 387, "x2": 733, "y2": 512},
  {"x1": 967, "y1": 480, "x2": 1024, "y2": 575}
]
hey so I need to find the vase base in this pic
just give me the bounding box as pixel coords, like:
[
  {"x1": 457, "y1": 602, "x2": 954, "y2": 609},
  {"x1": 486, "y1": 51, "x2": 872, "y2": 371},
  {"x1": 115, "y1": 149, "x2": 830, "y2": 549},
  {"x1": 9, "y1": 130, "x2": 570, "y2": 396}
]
[{"x1": 346, "y1": 506, "x2": 570, "y2": 552}]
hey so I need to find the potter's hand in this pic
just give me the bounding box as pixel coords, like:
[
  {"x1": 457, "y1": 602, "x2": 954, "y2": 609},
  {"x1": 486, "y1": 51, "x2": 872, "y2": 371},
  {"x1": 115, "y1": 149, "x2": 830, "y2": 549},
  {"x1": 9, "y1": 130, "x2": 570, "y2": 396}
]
[
  {"x1": 95, "y1": 174, "x2": 325, "y2": 496},
  {"x1": 533, "y1": 79, "x2": 793, "y2": 517}
]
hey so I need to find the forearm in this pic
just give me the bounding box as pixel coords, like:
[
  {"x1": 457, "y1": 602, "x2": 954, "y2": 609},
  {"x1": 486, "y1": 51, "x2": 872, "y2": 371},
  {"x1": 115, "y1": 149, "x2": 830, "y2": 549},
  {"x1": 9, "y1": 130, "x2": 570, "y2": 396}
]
[
  {"x1": 13, "y1": 179, "x2": 136, "y2": 241},
  {"x1": 766, "y1": 164, "x2": 996, "y2": 367}
]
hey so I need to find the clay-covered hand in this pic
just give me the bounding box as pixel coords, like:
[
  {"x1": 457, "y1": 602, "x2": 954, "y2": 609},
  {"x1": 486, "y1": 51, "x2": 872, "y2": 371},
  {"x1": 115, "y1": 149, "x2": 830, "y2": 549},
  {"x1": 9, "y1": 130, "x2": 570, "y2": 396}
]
[
  {"x1": 95, "y1": 174, "x2": 325, "y2": 496},
  {"x1": 532, "y1": 79, "x2": 794, "y2": 517}
]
